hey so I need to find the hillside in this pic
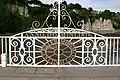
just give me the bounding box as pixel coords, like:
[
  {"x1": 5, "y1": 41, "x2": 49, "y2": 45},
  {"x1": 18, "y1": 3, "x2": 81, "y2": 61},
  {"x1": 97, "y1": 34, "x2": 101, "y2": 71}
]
[{"x1": 0, "y1": 0, "x2": 120, "y2": 34}]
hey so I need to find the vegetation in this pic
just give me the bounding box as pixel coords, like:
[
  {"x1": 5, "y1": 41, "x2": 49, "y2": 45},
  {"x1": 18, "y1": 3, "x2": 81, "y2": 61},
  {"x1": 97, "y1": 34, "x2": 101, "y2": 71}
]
[{"x1": 0, "y1": 0, "x2": 120, "y2": 34}]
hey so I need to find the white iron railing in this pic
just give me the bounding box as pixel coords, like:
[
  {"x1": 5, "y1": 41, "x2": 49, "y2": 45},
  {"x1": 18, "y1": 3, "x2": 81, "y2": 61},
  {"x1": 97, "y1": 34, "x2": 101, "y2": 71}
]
[
  {"x1": 0, "y1": 36, "x2": 9, "y2": 67},
  {"x1": 0, "y1": 32, "x2": 120, "y2": 67}
]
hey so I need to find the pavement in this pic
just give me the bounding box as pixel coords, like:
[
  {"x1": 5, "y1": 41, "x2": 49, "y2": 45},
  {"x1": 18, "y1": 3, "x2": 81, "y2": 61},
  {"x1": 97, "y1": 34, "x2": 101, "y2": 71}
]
[{"x1": 0, "y1": 67, "x2": 120, "y2": 80}]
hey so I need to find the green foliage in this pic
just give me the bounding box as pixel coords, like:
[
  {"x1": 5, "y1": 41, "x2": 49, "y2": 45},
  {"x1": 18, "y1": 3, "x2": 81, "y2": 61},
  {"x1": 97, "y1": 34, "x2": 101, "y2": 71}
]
[
  {"x1": 74, "y1": 3, "x2": 82, "y2": 9},
  {"x1": 0, "y1": 0, "x2": 30, "y2": 33},
  {"x1": 0, "y1": 0, "x2": 120, "y2": 34},
  {"x1": 88, "y1": 7, "x2": 93, "y2": 12},
  {"x1": 99, "y1": 10, "x2": 115, "y2": 19}
]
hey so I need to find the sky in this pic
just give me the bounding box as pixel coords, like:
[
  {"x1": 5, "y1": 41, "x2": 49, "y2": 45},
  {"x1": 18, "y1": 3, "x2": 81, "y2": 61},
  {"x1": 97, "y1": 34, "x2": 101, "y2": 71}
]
[{"x1": 40, "y1": 0, "x2": 120, "y2": 12}]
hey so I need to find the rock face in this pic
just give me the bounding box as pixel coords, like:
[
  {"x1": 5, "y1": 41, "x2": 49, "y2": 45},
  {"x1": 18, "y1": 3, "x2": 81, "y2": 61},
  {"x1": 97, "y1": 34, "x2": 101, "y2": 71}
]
[
  {"x1": 7, "y1": 4, "x2": 29, "y2": 17},
  {"x1": 82, "y1": 17, "x2": 115, "y2": 31},
  {"x1": 92, "y1": 18, "x2": 115, "y2": 30},
  {"x1": 84, "y1": 19, "x2": 92, "y2": 30}
]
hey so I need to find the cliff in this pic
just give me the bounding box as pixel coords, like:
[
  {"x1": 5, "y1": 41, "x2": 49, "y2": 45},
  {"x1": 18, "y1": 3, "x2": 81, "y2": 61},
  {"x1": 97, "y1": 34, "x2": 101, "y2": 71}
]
[{"x1": 83, "y1": 18, "x2": 115, "y2": 32}]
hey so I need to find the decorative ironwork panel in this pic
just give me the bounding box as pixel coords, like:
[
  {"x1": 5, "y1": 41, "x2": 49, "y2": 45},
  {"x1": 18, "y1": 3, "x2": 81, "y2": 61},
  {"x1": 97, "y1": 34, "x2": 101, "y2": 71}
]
[
  {"x1": 9, "y1": 37, "x2": 59, "y2": 66},
  {"x1": 10, "y1": 37, "x2": 34, "y2": 65},
  {"x1": 83, "y1": 39, "x2": 107, "y2": 65},
  {"x1": 9, "y1": 35, "x2": 108, "y2": 66}
]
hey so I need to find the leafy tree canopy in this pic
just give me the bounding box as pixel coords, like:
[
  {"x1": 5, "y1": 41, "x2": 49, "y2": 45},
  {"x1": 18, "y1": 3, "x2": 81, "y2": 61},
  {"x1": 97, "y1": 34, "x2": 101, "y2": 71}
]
[{"x1": 0, "y1": 0, "x2": 120, "y2": 34}]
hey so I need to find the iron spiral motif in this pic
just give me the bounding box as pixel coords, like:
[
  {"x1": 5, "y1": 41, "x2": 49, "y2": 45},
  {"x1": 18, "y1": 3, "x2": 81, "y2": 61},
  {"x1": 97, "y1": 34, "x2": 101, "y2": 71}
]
[{"x1": 32, "y1": 21, "x2": 40, "y2": 29}]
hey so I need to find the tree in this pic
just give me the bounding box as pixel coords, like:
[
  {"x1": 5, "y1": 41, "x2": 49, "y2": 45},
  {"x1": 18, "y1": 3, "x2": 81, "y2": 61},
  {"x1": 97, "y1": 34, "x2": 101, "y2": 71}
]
[
  {"x1": 99, "y1": 10, "x2": 112, "y2": 19},
  {"x1": 62, "y1": 0, "x2": 67, "y2": 6},
  {"x1": 88, "y1": 7, "x2": 93, "y2": 13},
  {"x1": 67, "y1": 3, "x2": 74, "y2": 9},
  {"x1": 74, "y1": 3, "x2": 82, "y2": 9},
  {"x1": 0, "y1": 0, "x2": 10, "y2": 33},
  {"x1": 0, "y1": 0, "x2": 10, "y2": 17},
  {"x1": 1, "y1": 0, "x2": 120, "y2": 34}
]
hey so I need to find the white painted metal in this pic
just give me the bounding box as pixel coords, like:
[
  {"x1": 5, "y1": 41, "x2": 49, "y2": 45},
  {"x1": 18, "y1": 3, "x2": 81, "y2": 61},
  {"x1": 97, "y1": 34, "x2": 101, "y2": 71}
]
[
  {"x1": 0, "y1": 35, "x2": 120, "y2": 67},
  {"x1": 1, "y1": 53, "x2": 7, "y2": 67},
  {"x1": 58, "y1": 0, "x2": 61, "y2": 67},
  {"x1": 0, "y1": 37, "x2": 9, "y2": 67}
]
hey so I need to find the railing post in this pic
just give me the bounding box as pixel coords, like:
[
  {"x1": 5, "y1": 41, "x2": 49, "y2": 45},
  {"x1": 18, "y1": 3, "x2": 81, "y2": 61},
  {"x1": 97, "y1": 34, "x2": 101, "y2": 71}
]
[
  {"x1": 1, "y1": 53, "x2": 7, "y2": 67},
  {"x1": 1, "y1": 38, "x2": 7, "y2": 67},
  {"x1": 58, "y1": 0, "x2": 61, "y2": 67}
]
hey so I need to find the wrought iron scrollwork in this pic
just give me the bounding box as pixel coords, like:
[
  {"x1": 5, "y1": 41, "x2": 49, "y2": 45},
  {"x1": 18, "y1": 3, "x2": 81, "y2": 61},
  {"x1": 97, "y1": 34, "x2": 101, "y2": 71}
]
[
  {"x1": 60, "y1": 4, "x2": 71, "y2": 28},
  {"x1": 24, "y1": 39, "x2": 33, "y2": 48},
  {"x1": 11, "y1": 38, "x2": 21, "y2": 48},
  {"x1": 84, "y1": 39, "x2": 106, "y2": 65},
  {"x1": 84, "y1": 55, "x2": 93, "y2": 64},
  {"x1": 12, "y1": 55, "x2": 21, "y2": 64},
  {"x1": 32, "y1": 21, "x2": 40, "y2": 29},
  {"x1": 10, "y1": 38, "x2": 34, "y2": 65},
  {"x1": 24, "y1": 55, "x2": 33, "y2": 64},
  {"x1": 31, "y1": 3, "x2": 85, "y2": 29},
  {"x1": 96, "y1": 55, "x2": 105, "y2": 64},
  {"x1": 97, "y1": 39, "x2": 106, "y2": 48},
  {"x1": 84, "y1": 39, "x2": 94, "y2": 49},
  {"x1": 77, "y1": 21, "x2": 84, "y2": 29}
]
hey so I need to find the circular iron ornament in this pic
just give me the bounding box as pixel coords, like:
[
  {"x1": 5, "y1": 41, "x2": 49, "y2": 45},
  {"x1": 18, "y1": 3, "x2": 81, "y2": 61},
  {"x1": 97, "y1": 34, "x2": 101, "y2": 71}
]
[
  {"x1": 24, "y1": 39, "x2": 33, "y2": 48},
  {"x1": 61, "y1": 4, "x2": 66, "y2": 10},
  {"x1": 41, "y1": 39, "x2": 76, "y2": 65},
  {"x1": 96, "y1": 55, "x2": 105, "y2": 64},
  {"x1": 12, "y1": 55, "x2": 21, "y2": 64},
  {"x1": 24, "y1": 55, "x2": 33, "y2": 64},
  {"x1": 11, "y1": 39, "x2": 20, "y2": 48},
  {"x1": 84, "y1": 39, "x2": 94, "y2": 48},
  {"x1": 97, "y1": 39, "x2": 106, "y2": 48},
  {"x1": 77, "y1": 21, "x2": 84, "y2": 29},
  {"x1": 84, "y1": 55, "x2": 93, "y2": 64},
  {"x1": 32, "y1": 21, "x2": 40, "y2": 29}
]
